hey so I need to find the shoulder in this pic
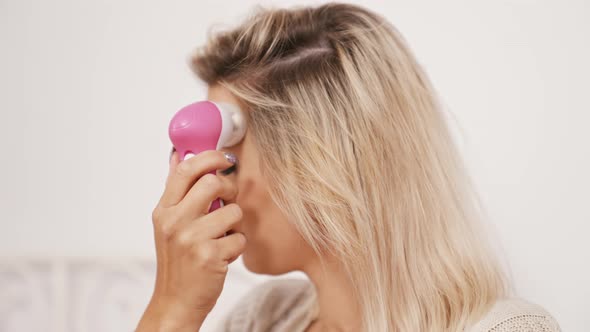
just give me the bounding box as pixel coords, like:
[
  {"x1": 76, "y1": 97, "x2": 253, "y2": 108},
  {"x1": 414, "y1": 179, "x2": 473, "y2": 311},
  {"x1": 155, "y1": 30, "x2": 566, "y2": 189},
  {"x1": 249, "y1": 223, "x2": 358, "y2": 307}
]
[
  {"x1": 218, "y1": 278, "x2": 317, "y2": 332},
  {"x1": 467, "y1": 297, "x2": 562, "y2": 332}
]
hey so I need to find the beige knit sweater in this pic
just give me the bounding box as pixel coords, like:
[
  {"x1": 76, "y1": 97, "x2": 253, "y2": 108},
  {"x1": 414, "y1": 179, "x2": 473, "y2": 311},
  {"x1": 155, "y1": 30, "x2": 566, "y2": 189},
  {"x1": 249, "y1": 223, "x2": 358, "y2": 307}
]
[{"x1": 217, "y1": 278, "x2": 562, "y2": 332}]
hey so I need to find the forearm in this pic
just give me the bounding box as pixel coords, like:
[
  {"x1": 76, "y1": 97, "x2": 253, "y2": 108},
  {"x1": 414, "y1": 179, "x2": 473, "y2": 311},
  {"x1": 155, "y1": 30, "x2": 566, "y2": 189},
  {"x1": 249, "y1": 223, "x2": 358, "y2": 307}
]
[{"x1": 136, "y1": 299, "x2": 208, "y2": 332}]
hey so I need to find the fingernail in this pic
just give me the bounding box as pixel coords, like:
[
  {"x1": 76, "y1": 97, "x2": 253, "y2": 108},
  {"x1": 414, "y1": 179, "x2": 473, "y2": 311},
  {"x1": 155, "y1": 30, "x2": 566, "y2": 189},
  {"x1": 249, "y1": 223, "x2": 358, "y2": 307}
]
[{"x1": 224, "y1": 152, "x2": 238, "y2": 165}]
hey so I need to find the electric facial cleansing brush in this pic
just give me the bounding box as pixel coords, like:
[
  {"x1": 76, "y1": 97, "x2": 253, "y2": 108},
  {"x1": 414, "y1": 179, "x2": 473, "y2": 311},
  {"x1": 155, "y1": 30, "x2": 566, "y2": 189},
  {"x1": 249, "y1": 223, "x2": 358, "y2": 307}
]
[{"x1": 168, "y1": 100, "x2": 246, "y2": 213}]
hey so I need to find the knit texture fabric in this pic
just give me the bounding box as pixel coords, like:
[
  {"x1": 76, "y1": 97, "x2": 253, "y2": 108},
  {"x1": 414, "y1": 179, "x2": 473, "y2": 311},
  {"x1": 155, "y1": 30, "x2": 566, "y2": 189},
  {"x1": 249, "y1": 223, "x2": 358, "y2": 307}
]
[{"x1": 216, "y1": 278, "x2": 562, "y2": 332}]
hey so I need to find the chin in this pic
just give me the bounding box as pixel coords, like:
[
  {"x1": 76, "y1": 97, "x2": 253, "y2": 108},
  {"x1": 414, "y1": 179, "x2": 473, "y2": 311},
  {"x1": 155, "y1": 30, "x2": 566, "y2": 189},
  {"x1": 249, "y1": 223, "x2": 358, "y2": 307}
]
[{"x1": 241, "y1": 248, "x2": 294, "y2": 276}]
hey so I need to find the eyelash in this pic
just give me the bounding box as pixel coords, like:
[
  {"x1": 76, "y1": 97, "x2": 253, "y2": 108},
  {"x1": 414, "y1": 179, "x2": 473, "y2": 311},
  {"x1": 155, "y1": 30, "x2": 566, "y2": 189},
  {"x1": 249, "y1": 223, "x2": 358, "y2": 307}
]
[{"x1": 221, "y1": 164, "x2": 237, "y2": 175}]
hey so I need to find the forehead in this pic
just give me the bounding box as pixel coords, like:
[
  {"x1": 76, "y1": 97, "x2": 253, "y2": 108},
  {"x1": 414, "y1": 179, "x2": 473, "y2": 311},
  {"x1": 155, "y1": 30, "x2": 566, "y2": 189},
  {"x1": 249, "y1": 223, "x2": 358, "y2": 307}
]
[{"x1": 207, "y1": 84, "x2": 240, "y2": 105}]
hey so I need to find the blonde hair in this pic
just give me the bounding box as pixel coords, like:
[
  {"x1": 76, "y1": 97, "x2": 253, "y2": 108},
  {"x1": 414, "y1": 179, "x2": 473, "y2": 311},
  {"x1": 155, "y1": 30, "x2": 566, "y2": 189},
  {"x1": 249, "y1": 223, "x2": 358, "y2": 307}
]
[{"x1": 189, "y1": 2, "x2": 514, "y2": 331}]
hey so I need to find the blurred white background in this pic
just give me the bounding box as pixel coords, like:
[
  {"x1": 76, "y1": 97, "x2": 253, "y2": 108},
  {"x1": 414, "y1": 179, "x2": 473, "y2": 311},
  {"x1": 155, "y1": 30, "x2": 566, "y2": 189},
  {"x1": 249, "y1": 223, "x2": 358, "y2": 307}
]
[{"x1": 1, "y1": 0, "x2": 588, "y2": 331}]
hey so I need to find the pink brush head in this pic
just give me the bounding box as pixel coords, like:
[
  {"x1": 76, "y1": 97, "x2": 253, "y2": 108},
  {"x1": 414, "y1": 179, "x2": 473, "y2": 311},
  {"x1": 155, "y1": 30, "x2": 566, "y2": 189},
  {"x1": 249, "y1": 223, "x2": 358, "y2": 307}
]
[{"x1": 168, "y1": 100, "x2": 246, "y2": 213}]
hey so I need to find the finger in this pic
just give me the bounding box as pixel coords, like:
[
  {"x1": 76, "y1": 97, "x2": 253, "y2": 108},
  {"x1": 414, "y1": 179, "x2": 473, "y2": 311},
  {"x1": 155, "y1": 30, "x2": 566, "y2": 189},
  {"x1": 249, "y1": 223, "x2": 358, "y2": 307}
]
[
  {"x1": 167, "y1": 148, "x2": 180, "y2": 178},
  {"x1": 215, "y1": 232, "x2": 247, "y2": 262},
  {"x1": 180, "y1": 203, "x2": 243, "y2": 240},
  {"x1": 176, "y1": 172, "x2": 239, "y2": 219},
  {"x1": 158, "y1": 149, "x2": 236, "y2": 208}
]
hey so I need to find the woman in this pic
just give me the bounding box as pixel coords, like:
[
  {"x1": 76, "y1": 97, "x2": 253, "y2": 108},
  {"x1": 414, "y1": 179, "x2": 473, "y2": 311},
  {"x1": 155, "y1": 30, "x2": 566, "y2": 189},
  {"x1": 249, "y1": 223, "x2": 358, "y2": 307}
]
[{"x1": 137, "y1": 3, "x2": 561, "y2": 332}]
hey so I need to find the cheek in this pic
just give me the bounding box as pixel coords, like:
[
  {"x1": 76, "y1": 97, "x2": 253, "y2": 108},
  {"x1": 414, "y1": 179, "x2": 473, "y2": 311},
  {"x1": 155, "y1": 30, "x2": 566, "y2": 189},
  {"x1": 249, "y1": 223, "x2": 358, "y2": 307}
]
[
  {"x1": 232, "y1": 145, "x2": 314, "y2": 273},
  {"x1": 237, "y1": 181, "x2": 309, "y2": 274}
]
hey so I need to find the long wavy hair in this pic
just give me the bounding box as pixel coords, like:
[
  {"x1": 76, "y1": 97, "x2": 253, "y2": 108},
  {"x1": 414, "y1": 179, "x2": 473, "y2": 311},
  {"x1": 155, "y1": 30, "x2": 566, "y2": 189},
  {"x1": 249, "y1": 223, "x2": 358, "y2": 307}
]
[{"x1": 189, "y1": 2, "x2": 514, "y2": 331}]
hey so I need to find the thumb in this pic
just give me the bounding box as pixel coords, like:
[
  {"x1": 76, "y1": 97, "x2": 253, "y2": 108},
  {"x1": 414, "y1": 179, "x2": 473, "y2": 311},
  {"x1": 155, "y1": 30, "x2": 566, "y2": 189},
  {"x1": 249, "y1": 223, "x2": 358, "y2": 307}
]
[{"x1": 168, "y1": 147, "x2": 179, "y2": 176}]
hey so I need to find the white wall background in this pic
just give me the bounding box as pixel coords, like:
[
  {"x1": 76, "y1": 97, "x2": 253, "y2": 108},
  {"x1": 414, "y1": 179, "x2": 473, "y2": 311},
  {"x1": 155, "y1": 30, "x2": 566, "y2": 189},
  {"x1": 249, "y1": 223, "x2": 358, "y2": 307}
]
[{"x1": 1, "y1": 0, "x2": 588, "y2": 331}]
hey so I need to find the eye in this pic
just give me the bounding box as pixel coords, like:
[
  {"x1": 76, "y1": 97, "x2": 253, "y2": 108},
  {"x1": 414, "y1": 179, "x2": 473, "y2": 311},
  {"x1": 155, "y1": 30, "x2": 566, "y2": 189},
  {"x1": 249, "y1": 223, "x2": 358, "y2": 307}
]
[{"x1": 220, "y1": 164, "x2": 237, "y2": 175}]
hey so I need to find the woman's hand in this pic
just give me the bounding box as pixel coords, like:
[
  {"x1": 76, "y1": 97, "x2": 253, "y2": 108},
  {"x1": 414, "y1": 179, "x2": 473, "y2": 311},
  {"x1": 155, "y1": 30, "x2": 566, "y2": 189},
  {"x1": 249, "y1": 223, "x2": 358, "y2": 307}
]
[{"x1": 136, "y1": 149, "x2": 245, "y2": 332}]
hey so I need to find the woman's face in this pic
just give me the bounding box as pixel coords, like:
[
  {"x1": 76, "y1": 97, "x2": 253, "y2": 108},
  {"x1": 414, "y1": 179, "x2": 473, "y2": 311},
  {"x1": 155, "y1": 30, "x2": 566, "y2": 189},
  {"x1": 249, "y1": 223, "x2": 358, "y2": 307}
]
[{"x1": 208, "y1": 83, "x2": 314, "y2": 275}]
